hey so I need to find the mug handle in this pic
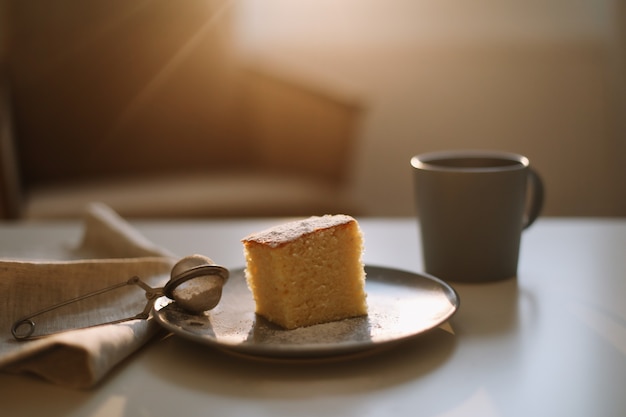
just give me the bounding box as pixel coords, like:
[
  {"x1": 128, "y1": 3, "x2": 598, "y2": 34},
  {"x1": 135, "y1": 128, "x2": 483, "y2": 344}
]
[{"x1": 523, "y1": 168, "x2": 544, "y2": 229}]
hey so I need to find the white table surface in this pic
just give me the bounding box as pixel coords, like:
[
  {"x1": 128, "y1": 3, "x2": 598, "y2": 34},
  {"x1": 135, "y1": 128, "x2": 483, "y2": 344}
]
[{"x1": 1, "y1": 217, "x2": 625, "y2": 417}]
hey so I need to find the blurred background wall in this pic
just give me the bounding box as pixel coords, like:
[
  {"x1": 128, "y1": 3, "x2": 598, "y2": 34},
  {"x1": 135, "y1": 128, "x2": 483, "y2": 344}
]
[
  {"x1": 232, "y1": 0, "x2": 626, "y2": 217},
  {"x1": 2, "y1": 0, "x2": 624, "y2": 218}
]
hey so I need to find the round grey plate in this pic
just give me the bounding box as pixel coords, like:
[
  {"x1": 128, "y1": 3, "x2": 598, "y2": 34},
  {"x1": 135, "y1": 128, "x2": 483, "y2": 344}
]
[{"x1": 153, "y1": 265, "x2": 459, "y2": 359}]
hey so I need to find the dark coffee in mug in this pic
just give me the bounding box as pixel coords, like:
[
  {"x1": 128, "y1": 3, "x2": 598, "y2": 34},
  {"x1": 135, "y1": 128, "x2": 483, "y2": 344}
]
[{"x1": 411, "y1": 150, "x2": 544, "y2": 282}]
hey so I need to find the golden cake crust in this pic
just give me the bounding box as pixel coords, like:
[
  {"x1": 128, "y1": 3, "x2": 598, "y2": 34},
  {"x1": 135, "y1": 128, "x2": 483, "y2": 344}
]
[{"x1": 242, "y1": 214, "x2": 357, "y2": 248}]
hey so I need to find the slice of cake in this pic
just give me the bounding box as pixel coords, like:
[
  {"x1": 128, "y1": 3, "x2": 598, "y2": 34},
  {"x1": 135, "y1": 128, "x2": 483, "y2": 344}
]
[{"x1": 242, "y1": 214, "x2": 367, "y2": 329}]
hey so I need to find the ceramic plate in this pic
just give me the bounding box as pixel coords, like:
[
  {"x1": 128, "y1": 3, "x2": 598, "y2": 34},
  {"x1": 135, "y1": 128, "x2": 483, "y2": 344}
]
[{"x1": 153, "y1": 265, "x2": 459, "y2": 358}]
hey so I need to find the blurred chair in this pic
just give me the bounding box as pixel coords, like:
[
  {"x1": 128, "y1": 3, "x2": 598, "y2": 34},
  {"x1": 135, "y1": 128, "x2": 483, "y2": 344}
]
[
  {"x1": 0, "y1": 0, "x2": 363, "y2": 219},
  {"x1": 0, "y1": 74, "x2": 21, "y2": 219}
]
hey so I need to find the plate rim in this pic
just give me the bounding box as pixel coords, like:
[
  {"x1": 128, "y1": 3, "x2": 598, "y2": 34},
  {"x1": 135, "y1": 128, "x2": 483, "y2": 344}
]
[{"x1": 153, "y1": 264, "x2": 459, "y2": 358}]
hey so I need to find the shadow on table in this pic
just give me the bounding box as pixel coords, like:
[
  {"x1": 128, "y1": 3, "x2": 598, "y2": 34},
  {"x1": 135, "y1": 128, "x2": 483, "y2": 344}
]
[
  {"x1": 449, "y1": 277, "x2": 537, "y2": 337},
  {"x1": 143, "y1": 325, "x2": 458, "y2": 398}
]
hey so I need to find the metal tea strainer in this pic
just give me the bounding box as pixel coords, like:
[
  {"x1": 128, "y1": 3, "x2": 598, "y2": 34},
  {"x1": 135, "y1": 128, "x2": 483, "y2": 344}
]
[{"x1": 11, "y1": 254, "x2": 229, "y2": 340}]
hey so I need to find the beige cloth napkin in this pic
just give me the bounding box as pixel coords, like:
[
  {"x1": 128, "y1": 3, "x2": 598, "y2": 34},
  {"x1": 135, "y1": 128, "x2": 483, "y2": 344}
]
[{"x1": 0, "y1": 203, "x2": 176, "y2": 389}]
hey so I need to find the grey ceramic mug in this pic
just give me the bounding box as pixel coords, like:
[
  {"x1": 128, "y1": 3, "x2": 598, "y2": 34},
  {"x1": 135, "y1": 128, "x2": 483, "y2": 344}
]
[{"x1": 411, "y1": 150, "x2": 544, "y2": 282}]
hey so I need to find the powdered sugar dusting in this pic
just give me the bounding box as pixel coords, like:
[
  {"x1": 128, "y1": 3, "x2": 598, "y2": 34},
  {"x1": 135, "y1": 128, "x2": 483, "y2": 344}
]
[
  {"x1": 242, "y1": 214, "x2": 356, "y2": 247},
  {"x1": 251, "y1": 315, "x2": 371, "y2": 346}
]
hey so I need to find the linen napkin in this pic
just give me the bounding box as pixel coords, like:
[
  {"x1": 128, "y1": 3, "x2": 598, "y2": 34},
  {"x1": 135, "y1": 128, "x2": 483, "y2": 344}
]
[{"x1": 0, "y1": 203, "x2": 177, "y2": 389}]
